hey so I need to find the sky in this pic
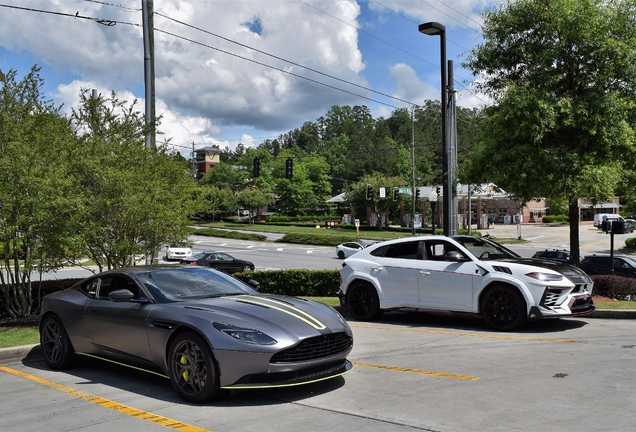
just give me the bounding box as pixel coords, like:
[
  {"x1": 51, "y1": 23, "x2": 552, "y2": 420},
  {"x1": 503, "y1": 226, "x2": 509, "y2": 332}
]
[{"x1": 0, "y1": 0, "x2": 498, "y2": 157}]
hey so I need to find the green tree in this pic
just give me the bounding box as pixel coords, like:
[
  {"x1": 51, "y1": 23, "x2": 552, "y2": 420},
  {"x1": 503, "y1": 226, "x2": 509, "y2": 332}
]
[
  {"x1": 462, "y1": 0, "x2": 636, "y2": 263},
  {"x1": 0, "y1": 66, "x2": 77, "y2": 317},
  {"x1": 194, "y1": 185, "x2": 237, "y2": 221},
  {"x1": 199, "y1": 161, "x2": 249, "y2": 192},
  {"x1": 345, "y1": 173, "x2": 408, "y2": 229},
  {"x1": 68, "y1": 89, "x2": 196, "y2": 271},
  {"x1": 237, "y1": 189, "x2": 274, "y2": 224}
]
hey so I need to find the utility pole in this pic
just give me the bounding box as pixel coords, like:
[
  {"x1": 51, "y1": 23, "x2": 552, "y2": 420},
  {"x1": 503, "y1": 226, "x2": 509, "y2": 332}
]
[
  {"x1": 447, "y1": 60, "x2": 458, "y2": 235},
  {"x1": 142, "y1": 0, "x2": 155, "y2": 150}
]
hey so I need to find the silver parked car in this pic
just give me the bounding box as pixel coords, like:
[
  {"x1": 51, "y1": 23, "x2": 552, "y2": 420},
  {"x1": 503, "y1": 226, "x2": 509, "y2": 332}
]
[
  {"x1": 40, "y1": 266, "x2": 353, "y2": 403},
  {"x1": 339, "y1": 235, "x2": 595, "y2": 331}
]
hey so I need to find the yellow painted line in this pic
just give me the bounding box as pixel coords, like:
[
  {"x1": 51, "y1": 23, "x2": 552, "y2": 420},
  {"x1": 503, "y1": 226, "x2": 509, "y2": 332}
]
[
  {"x1": 348, "y1": 323, "x2": 578, "y2": 343},
  {"x1": 0, "y1": 366, "x2": 211, "y2": 432},
  {"x1": 352, "y1": 361, "x2": 478, "y2": 381}
]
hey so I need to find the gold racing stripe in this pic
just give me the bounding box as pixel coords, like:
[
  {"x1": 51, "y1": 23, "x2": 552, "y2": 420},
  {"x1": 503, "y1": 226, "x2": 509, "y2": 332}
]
[
  {"x1": 230, "y1": 295, "x2": 326, "y2": 330},
  {"x1": 352, "y1": 361, "x2": 478, "y2": 380},
  {"x1": 0, "y1": 366, "x2": 211, "y2": 432}
]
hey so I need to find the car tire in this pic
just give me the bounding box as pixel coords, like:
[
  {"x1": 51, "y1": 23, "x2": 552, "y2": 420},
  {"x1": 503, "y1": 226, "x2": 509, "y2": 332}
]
[
  {"x1": 40, "y1": 314, "x2": 76, "y2": 370},
  {"x1": 168, "y1": 332, "x2": 221, "y2": 403},
  {"x1": 481, "y1": 285, "x2": 527, "y2": 331},
  {"x1": 243, "y1": 265, "x2": 252, "y2": 271},
  {"x1": 337, "y1": 250, "x2": 345, "y2": 259},
  {"x1": 346, "y1": 281, "x2": 383, "y2": 321}
]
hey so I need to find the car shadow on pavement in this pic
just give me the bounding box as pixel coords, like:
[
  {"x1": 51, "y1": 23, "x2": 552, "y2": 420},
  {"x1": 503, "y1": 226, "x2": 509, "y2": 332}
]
[
  {"x1": 337, "y1": 308, "x2": 588, "y2": 334},
  {"x1": 21, "y1": 352, "x2": 347, "y2": 407}
]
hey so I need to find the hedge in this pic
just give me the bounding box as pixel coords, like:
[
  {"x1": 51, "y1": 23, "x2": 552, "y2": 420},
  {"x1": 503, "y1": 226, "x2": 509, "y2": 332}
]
[
  {"x1": 0, "y1": 270, "x2": 341, "y2": 320},
  {"x1": 234, "y1": 269, "x2": 340, "y2": 297},
  {"x1": 591, "y1": 275, "x2": 636, "y2": 301},
  {"x1": 187, "y1": 227, "x2": 268, "y2": 242},
  {"x1": 0, "y1": 278, "x2": 83, "y2": 320}
]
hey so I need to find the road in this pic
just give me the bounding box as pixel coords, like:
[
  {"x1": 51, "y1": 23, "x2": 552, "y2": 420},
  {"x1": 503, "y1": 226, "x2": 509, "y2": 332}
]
[{"x1": 20, "y1": 222, "x2": 630, "y2": 281}]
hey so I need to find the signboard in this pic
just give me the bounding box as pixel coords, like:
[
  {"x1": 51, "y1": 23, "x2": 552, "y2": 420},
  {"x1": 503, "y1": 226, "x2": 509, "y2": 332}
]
[
  {"x1": 399, "y1": 187, "x2": 412, "y2": 194},
  {"x1": 354, "y1": 219, "x2": 360, "y2": 227},
  {"x1": 414, "y1": 221, "x2": 422, "y2": 230},
  {"x1": 379, "y1": 187, "x2": 386, "y2": 198}
]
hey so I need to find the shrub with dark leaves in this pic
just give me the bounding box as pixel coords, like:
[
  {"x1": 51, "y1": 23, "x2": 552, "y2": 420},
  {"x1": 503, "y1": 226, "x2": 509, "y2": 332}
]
[{"x1": 591, "y1": 275, "x2": 636, "y2": 301}]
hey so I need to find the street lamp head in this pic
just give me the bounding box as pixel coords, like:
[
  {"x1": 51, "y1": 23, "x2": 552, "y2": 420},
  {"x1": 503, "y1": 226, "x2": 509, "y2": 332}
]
[{"x1": 418, "y1": 22, "x2": 445, "y2": 36}]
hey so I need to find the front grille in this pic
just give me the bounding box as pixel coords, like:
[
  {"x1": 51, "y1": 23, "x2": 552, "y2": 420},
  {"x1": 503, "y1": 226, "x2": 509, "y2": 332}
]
[{"x1": 271, "y1": 332, "x2": 352, "y2": 363}]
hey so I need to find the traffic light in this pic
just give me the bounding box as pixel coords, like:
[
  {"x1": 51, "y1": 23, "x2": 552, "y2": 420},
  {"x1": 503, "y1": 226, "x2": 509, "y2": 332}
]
[
  {"x1": 253, "y1": 157, "x2": 260, "y2": 177},
  {"x1": 415, "y1": 188, "x2": 420, "y2": 200},
  {"x1": 366, "y1": 184, "x2": 373, "y2": 200},
  {"x1": 393, "y1": 187, "x2": 399, "y2": 202},
  {"x1": 436, "y1": 185, "x2": 440, "y2": 195},
  {"x1": 285, "y1": 158, "x2": 293, "y2": 179}
]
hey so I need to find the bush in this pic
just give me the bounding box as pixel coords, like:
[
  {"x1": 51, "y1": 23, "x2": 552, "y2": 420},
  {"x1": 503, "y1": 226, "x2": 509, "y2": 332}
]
[
  {"x1": 234, "y1": 269, "x2": 340, "y2": 297},
  {"x1": 624, "y1": 237, "x2": 636, "y2": 248},
  {"x1": 591, "y1": 275, "x2": 636, "y2": 301},
  {"x1": 276, "y1": 233, "x2": 359, "y2": 246},
  {"x1": 543, "y1": 215, "x2": 569, "y2": 223},
  {"x1": 187, "y1": 227, "x2": 268, "y2": 241},
  {"x1": 0, "y1": 278, "x2": 83, "y2": 319}
]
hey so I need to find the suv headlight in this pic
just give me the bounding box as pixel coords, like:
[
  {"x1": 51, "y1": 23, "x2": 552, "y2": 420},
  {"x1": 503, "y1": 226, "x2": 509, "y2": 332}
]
[{"x1": 525, "y1": 272, "x2": 563, "y2": 281}]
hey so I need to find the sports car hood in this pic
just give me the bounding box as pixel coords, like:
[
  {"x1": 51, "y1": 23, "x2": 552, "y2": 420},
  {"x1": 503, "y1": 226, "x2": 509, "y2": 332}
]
[
  {"x1": 500, "y1": 258, "x2": 592, "y2": 285},
  {"x1": 175, "y1": 294, "x2": 351, "y2": 340}
]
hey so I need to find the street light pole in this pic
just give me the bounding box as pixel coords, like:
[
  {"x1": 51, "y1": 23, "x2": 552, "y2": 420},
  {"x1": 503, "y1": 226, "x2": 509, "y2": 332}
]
[
  {"x1": 418, "y1": 22, "x2": 449, "y2": 236},
  {"x1": 411, "y1": 107, "x2": 416, "y2": 236}
]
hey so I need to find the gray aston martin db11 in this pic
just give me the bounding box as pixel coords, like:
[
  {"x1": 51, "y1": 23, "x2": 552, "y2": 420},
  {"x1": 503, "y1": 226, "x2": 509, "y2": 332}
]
[{"x1": 39, "y1": 265, "x2": 353, "y2": 403}]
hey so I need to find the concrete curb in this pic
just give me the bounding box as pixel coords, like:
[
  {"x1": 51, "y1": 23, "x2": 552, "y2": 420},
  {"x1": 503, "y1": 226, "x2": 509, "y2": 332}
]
[
  {"x1": 0, "y1": 344, "x2": 39, "y2": 361},
  {"x1": 0, "y1": 309, "x2": 633, "y2": 362}
]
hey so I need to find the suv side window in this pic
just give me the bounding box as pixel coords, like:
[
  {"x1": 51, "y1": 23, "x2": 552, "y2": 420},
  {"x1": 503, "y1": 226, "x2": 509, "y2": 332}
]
[{"x1": 376, "y1": 241, "x2": 420, "y2": 260}]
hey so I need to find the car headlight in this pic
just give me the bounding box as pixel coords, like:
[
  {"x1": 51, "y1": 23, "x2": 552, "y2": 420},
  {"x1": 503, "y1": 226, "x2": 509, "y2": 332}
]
[
  {"x1": 525, "y1": 272, "x2": 563, "y2": 281},
  {"x1": 213, "y1": 322, "x2": 277, "y2": 345}
]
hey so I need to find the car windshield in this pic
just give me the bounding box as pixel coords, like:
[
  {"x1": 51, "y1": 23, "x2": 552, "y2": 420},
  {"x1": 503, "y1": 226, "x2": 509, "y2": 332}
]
[
  {"x1": 453, "y1": 236, "x2": 521, "y2": 260},
  {"x1": 169, "y1": 243, "x2": 189, "y2": 248},
  {"x1": 137, "y1": 267, "x2": 257, "y2": 302},
  {"x1": 619, "y1": 257, "x2": 636, "y2": 268},
  {"x1": 190, "y1": 252, "x2": 208, "y2": 260}
]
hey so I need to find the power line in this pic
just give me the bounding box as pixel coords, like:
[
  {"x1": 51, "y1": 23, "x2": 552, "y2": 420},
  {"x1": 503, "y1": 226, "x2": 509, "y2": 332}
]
[
  {"x1": 154, "y1": 12, "x2": 415, "y2": 107},
  {"x1": 153, "y1": 26, "x2": 403, "y2": 110}
]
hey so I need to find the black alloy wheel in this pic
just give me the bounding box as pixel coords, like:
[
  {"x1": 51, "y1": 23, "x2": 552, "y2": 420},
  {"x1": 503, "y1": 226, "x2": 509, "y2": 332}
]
[
  {"x1": 337, "y1": 250, "x2": 345, "y2": 259},
  {"x1": 40, "y1": 315, "x2": 75, "y2": 369},
  {"x1": 168, "y1": 332, "x2": 221, "y2": 403},
  {"x1": 481, "y1": 285, "x2": 526, "y2": 331},
  {"x1": 347, "y1": 281, "x2": 383, "y2": 321}
]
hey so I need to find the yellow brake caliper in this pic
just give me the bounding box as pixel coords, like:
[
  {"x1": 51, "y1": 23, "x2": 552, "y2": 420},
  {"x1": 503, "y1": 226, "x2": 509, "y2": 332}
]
[{"x1": 180, "y1": 355, "x2": 189, "y2": 381}]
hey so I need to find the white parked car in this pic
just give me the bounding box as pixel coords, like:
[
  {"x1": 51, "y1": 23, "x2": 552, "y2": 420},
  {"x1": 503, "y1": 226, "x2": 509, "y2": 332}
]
[
  {"x1": 165, "y1": 243, "x2": 193, "y2": 261},
  {"x1": 338, "y1": 235, "x2": 595, "y2": 331},
  {"x1": 336, "y1": 241, "x2": 371, "y2": 259}
]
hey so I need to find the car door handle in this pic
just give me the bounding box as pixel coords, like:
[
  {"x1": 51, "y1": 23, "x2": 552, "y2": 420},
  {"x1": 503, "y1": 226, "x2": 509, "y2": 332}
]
[
  {"x1": 372, "y1": 267, "x2": 382, "y2": 272},
  {"x1": 419, "y1": 271, "x2": 431, "y2": 275}
]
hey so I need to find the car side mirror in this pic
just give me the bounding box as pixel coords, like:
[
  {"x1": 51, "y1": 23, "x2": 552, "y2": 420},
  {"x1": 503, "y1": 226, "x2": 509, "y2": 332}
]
[
  {"x1": 108, "y1": 289, "x2": 135, "y2": 302},
  {"x1": 247, "y1": 279, "x2": 260, "y2": 290},
  {"x1": 444, "y1": 251, "x2": 469, "y2": 262}
]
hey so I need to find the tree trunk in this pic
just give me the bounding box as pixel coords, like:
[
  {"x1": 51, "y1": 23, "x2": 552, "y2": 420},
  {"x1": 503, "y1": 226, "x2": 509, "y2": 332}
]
[{"x1": 569, "y1": 201, "x2": 581, "y2": 265}]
